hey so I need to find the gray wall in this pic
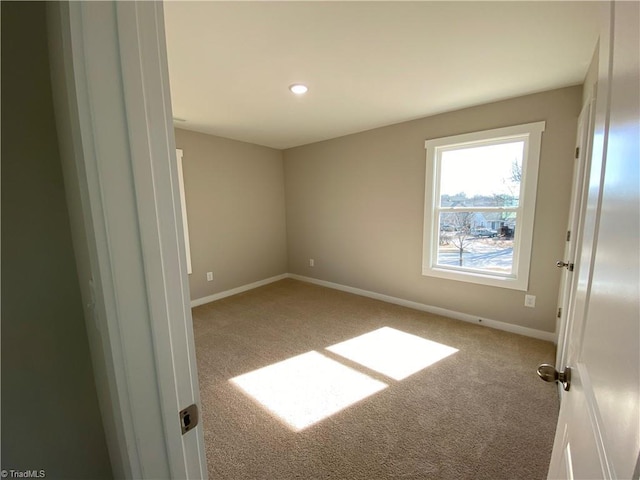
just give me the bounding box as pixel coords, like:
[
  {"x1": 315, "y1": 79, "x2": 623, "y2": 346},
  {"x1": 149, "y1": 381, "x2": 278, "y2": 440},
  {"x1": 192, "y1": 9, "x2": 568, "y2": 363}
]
[
  {"x1": 284, "y1": 86, "x2": 582, "y2": 333},
  {"x1": 175, "y1": 128, "x2": 288, "y2": 300},
  {"x1": 1, "y1": 2, "x2": 112, "y2": 478}
]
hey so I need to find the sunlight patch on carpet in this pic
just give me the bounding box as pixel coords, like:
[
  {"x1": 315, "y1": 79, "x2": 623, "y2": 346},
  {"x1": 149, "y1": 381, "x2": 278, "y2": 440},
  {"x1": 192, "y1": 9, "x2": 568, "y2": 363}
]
[
  {"x1": 230, "y1": 351, "x2": 388, "y2": 431},
  {"x1": 326, "y1": 326, "x2": 458, "y2": 380}
]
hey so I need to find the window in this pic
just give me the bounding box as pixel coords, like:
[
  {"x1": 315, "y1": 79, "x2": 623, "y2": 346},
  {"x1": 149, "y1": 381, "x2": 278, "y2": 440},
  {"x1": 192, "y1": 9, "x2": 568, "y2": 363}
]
[{"x1": 422, "y1": 122, "x2": 545, "y2": 290}]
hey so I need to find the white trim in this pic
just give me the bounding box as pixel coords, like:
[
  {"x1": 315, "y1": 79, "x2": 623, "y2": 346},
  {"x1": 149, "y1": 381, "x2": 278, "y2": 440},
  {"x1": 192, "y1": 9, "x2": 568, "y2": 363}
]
[
  {"x1": 48, "y1": 2, "x2": 207, "y2": 478},
  {"x1": 555, "y1": 95, "x2": 596, "y2": 369},
  {"x1": 194, "y1": 273, "x2": 555, "y2": 342},
  {"x1": 289, "y1": 274, "x2": 555, "y2": 342},
  {"x1": 176, "y1": 149, "x2": 193, "y2": 275},
  {"x1": 423, "y1": 121, "x2": 546, "y2": 150},
  {"x1": 115, "y1": 3, "x2": 206, "y2": 478},
  {"x1": 191, "y1": 274, "x2": 289, "y2": 307},
  {"x1": 422, "y1": 121, "x2": 545, "y2": 291},
  {"x1": 47, "y1": 4, "x2": 139, "y2": 476}
]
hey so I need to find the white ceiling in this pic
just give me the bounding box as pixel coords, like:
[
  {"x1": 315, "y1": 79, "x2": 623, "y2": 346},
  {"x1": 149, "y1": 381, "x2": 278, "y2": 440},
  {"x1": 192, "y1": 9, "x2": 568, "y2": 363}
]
[{"x1": 164, "y1": 1, "x2": 601, "y2": 150}]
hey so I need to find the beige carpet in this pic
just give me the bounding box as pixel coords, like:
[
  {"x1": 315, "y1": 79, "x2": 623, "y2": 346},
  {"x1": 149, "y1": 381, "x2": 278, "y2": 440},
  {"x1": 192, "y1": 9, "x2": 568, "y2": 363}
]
[{"x1": 192, "y1": 279, "x2": 559, "y2": 479}]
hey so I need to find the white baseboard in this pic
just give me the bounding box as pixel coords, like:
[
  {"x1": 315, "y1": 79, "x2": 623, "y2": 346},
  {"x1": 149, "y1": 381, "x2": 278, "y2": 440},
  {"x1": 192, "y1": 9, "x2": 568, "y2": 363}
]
[
  {"x1": 190, "y1": 274, "x2": 289, "y2": 307},
  {"x1": 190, "y1": 272, "x2": 555, "y2": 342},
  {"x1": 288, "y1": 274, "x2": 556, "y2": 342}
]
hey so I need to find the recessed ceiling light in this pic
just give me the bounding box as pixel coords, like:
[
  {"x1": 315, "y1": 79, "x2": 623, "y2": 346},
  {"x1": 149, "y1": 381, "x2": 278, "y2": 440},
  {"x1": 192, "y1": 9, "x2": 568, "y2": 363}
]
[{"x1": 289, "y1": 84, "x2": 308, "y2": 95}]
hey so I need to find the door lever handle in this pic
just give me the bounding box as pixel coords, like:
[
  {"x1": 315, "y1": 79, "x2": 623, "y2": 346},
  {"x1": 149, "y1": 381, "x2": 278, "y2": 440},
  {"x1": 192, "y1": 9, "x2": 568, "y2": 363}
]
[
  {"x1": 537, "y1": 364, "x2": 571, "y2": 391},
  {"x1": 556, "y1": 260, "x2": 574, "y2": 271}
]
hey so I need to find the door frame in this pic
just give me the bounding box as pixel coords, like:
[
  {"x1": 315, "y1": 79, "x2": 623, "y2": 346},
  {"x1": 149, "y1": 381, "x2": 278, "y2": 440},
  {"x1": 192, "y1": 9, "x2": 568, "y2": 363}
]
[
  {"x1": 554, "y1": 1, "x2": 615, "y2": 394},
  {"x1": 555, "y1": 90, "x2": 596, "y2": 377},
  {"x1": 47, "y1": 2, "x2": 207, "y2": 478}
]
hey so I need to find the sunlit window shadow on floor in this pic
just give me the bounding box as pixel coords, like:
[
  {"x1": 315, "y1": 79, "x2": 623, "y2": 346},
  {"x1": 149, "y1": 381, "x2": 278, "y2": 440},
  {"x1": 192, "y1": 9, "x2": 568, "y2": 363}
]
[
  {"x1": 230, "y1": 351, "x2": 388, "y2": 431},
  {"x1": 229, "y1": 327, "x2": 458, "y2": 431},
  {"x1": 326, "y1": 326, "x2": 458, "y2": 380}
]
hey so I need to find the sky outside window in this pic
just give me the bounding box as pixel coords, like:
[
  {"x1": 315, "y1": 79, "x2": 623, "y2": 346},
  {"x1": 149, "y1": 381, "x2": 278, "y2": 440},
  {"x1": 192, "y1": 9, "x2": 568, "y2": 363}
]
[{"x1": 440, "y1": 141, "x2": 524, "y2": 201}]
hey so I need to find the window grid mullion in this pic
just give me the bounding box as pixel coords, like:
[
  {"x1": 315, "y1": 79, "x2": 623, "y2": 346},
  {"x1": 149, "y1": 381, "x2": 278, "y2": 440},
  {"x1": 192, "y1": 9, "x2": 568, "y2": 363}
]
[{"x1": 436, "y1": 206, "x2": 521, "y2": 213}]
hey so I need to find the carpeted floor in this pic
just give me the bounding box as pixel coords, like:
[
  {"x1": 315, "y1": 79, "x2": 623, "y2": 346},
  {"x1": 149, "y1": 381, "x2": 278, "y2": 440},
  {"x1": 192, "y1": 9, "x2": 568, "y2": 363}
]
[{"x1": 192, "y1": 279, "x2": 559, "y2": 479}]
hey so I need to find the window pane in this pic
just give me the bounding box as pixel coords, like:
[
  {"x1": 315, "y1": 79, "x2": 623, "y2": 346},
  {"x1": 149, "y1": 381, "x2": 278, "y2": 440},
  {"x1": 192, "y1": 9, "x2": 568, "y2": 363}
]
[
  {"x1": 437, "y1": 212, "x2": 516, "y2": 275},
  {"x1": 440, "y1": 141, "x2": 523, "y2": 208}
]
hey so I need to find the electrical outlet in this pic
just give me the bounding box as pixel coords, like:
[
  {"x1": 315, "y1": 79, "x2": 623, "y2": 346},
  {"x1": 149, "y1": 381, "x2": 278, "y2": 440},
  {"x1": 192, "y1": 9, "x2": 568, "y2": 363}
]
[
  {"x1": 206, "y1": 272, "x2": 213, "y2": 282},
  {"x1": 309, "y1": 259, "x2": 315, "y2": 267},
  {"x1": 524, "y1": 294, "x2": 536, "y2": 308}
]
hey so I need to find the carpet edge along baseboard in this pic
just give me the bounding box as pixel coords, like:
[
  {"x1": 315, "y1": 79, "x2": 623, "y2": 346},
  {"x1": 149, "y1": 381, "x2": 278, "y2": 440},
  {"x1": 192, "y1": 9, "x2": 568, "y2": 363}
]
[{"x1": 190, "y1": 273, "x2": 556, "y2": 343}]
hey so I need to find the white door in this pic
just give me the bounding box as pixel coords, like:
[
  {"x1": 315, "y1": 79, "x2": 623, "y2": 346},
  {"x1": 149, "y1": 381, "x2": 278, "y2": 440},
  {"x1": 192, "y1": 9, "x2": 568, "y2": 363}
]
[{"x1": 547, "y1": 2, "x2": 640, "y2": 479}]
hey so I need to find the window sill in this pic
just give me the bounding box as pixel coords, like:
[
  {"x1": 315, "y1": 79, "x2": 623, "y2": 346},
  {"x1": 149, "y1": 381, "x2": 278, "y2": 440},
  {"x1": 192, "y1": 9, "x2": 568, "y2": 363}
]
[{"x1": 421, "y1": 266, "x2": 528, "y2": 291}]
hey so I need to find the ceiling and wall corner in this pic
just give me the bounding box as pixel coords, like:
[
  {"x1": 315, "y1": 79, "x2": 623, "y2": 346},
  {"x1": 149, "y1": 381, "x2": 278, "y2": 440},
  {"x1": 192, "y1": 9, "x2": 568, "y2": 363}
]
[
  {"x1": 174, "y1": 128, "x2": 288, "y2": 301},
  {"x1": 164, "y1": 1, "x2": 601, "y2": 150}
]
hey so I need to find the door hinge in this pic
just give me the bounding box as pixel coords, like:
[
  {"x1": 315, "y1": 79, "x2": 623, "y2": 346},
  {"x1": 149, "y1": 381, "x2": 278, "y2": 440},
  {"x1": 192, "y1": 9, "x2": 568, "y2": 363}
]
[
  {"x1": 575, "y1": 146, "x2": 580, "y2": 158},
  {"x1": 557, "y1": 307, "x2": 562, "y2": 318},
  {"x1": 566, "y1": 230, "x2": 571, "y2": 242},
  {"x1": 179, "y1": 403, "x2": 199, "y2": 435}
]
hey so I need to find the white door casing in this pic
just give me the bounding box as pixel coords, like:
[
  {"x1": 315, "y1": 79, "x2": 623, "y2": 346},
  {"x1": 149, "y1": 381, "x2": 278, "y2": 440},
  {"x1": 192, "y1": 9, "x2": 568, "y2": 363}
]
[
  {"x1": 47, "y1": 2, "x2": 207, "y2": 478},
  {"x1": 555, "y1": 94, "x2": 596, "y2": 376},
  {"x1": 548, "y1": 2, "x2": 640, "y2": 478}
]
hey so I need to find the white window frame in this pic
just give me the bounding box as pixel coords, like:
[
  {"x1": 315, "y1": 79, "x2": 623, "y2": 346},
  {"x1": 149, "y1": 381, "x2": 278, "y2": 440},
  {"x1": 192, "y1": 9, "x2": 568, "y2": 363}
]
[{"x1": 422, "y1": 121, "x2": 545, "y2": 291}]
